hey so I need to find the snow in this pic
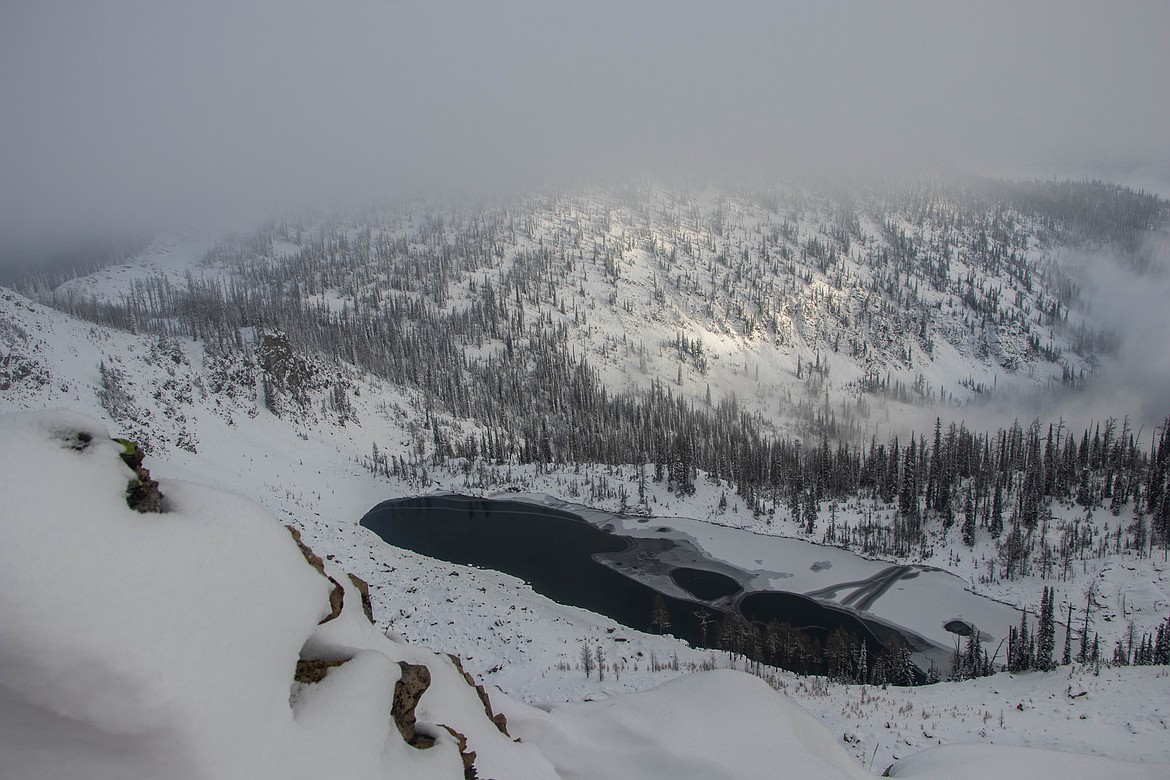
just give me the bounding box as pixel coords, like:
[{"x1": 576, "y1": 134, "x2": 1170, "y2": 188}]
[
  {"x1": 3, "y1": 410, "x2": 1167, "y2": 780},
  {"x1": 0, "y1": 410, "x2": 554, "y2": 779},
  {"x1": 789, "y1": 664, "x2": 1170, "y2": 771},
  {"x1": 888, "y1": 743, "x2": 1161, "y2": 780},
  {"x1": 3, "y1": 246, "x2": 1170, "y2": 779},
  {"x1": 52, "y1": 235, "x2": 218, "y2": 304},
  {"x1": 505, "y1": 670, "x2": 869, "y2": 779},
  {"x1": 512, "y1": 491, "x2": 1022, "y2": 669},
  {"x1": 5, "y1": 406, "x2": 1165, "y2": 779}
]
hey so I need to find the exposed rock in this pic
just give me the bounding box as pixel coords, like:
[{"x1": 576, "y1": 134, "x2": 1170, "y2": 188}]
[
  {"x1": 125, "y1": 476, "x2": 165, "y2": 513},
  {"x1": 258, "y1": 330, "x2": 321, "y2": 418},
  {"x1": 447, "y1": 654, "x2": 476, "y2": 688},
  {"x1": 286, "y1": 526, "x2": 326, "y2": 574},
  {"x1": 347, "y1": 572, "x2": 375, "y2": 623},
  {"x1": 439, "y1": 724, "x2": 478, "y2": 779},
  {"x1": 115, "y1": 438, "x2": 165, "y2": 513},
  {"x1": 393, "y1": 662, "x2": 432, "y2": 748},
  {"x1": 294, "y1": 658, "x2": 347, "y2": 684},
  {"x1": 286, "y1": 526, "x2": 344, "y2": 623},
  {"x1": 324, "y1": 576, "x2": 344, "y2": 622},
  {"x1": 283, "y1": 511, "x2": 498, "y2": 772},
  {"x1": 447, "y1": 654, "x2": 510, "y2": 737}
]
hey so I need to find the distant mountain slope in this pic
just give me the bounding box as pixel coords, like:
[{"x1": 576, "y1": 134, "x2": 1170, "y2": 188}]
[
  {"x1": 3, "y1": 244, "x2": 1170, "y2": 777},
  {"x1": 31, "y1": 179, "x2": 1168, "y2": 445}
]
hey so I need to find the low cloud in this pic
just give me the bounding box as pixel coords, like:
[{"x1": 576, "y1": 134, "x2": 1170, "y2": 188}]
[
  {"x1": 2, "y1": 1, "x2": 1169, "y2": 267},
  {"x1": 1, "y1": 2, "x2": 1167, "y2": 428},
  {"x1": 1071, "y1": 231, "x2": 1170, "y2": 426}
]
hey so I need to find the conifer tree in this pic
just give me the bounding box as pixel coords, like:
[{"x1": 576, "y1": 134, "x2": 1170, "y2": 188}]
[
  {"x1": 990, "y1": 482, "x2": 1004, "y2": 538},
  {"x1": 964, "y1": 632, "x2": 983, "y2": 678},
  {"x1": 1010, "y1": 609, "x2": 1034, "y2": 671},
  {"x1": 949, "y1": 640, "x2": 964, "y2": 681},
  {"x1": 1037, "y1": 586, "x2": 1055, "y2": 671},
  {"x1": 962, "y1": 487, "x2": 976, "y2": 547}
]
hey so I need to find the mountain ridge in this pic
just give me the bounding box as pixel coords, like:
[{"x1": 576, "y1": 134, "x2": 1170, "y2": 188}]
[
  {"x1": 28, "y1": 178, "x2": 1168, "y2": 442},
  {"x1": 2, "y1": 177, "x2": 1169, "y2": 776}
]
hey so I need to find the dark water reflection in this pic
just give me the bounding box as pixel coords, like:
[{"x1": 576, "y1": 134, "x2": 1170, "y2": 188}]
[
  {"x1": 670, "y1": 567, "x2": 741, "y2": 600},
  {"x1": 361, "y1": 494, "x2": 910, "y2": 670}
]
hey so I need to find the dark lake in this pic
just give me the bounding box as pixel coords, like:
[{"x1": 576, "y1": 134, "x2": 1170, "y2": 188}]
[
  {"x1": 360, "y1": 494, "x2": 702, "y2": 635},
  {"x1": 360, "y1": 494, "x2": 906, "y2": 672},
  {"x1": 670, "y1": 567, "x2": 741, "y2": 600}
]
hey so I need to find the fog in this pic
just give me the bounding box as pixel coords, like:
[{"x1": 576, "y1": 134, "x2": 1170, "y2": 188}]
[
  {"x1": 1062, "y1": 231, "x2": 1170, "y2": 428},
  {"x1": 1, "y1": 1, "x2": 1168, "y2": 428},
  {"x1": 2, "y1": 0, "x2": 1168, "y2": 265},
  {"x1": 908, "y1": 228, "x2": 1170, "y2": 436}
]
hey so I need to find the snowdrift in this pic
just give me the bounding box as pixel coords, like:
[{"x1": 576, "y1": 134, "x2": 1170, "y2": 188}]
[{"x1": 0, "y1": 411, "x2": 555, "y2": 780}]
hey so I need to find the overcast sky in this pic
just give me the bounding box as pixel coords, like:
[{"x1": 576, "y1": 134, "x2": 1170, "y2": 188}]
[{"x1": 2, "y1": 1, "x2": 1168, "y2": 261}]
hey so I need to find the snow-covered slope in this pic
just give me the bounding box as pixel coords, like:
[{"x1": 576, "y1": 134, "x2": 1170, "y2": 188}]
[
  {"x1": 3, "y1": 286, "x2": 1170, "y2": 777},
  {"x1": 0, "y1": 411, "x2": 559, "y2": 780},
  {"x1": 1, "y1": 410, "x2": 852, "y2": 779},
  {"x1": 4, "y1": 279, "x2": 1167, "y2": 662},
  {"x1": 4, "y1": 410, "x2": 1166, "y2": 779},
  {"x1": 507, "y1": 670, "x2": 868, "y2": 780},
  {"x1": 35, "y1": 181, "x2": 1167, "y2": 440}
]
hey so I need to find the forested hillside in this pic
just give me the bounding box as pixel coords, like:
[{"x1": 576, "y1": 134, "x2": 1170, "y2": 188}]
[
  {"x1": 9, "y1": 177, "x2": 1168, "y2": 595},
  {"x1": 37, "y1": 180, "x2": 1166, "y2": 436},
  {"x1": 3, "y1": 178, "x2": 1170, "y2": 775}
]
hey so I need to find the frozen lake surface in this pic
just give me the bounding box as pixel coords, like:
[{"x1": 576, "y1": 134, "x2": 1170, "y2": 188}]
[{"x1": 361, "y1": 492, "x2": 1023, "y2": 673}]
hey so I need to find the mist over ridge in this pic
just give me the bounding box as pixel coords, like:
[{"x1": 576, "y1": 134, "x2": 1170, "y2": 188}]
[
  {"x1": 2, "y1": 1, "x2": 1169, "y2": 262},
  {"x1": 2, "y1": 1, "x2": 1168, "y2": 434},
  {"x1": 17, "y1": 176, "x2": 1166, "y2": 443}
]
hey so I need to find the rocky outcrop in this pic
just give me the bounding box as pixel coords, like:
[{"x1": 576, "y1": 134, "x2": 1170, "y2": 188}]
[
  {"x1": 284, "y1": 503, "x2": 492, "y2": 777},
  {"x1": 4, "y1": 411, "x2": 559, "y2": 780},
  {"x1": 347, "y1": 573, "x2": 375, "y2": 623},
  {"x1": 286, "y1": 526, "x2": 344, "y2": 623},
  {"x1": 286, "y1": 526, "x2": 326, "y2": 574},
  {"x1": 447, "y1": 654, "x2": 509, "y2": 737},
  {"x1": 439, "y1": 725, "x2": 478, "y2": 779},
  {"x1": 294, "y1": 658, "x2": 348, "y2": 684},
  {"x1": 393, "y1": 662, "x2": 434, "y2": 748},
  {"x1": 115, "y1": 438, "x2": 165, "y2": 513},
  {"x1": 323, "y1": 576, "x2": 344, "y2": 623}
]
